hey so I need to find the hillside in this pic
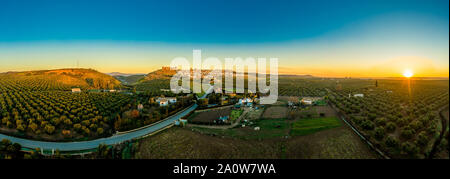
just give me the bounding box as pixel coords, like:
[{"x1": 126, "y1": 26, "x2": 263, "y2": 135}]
[
  {"x1": 139, "y1": 67, "x2": 211, "y2": 82},
  {"x1": 134, "y1": 67, "x2": 214, "y2": 92},
  {"x1": 114, "y1": 74, "x2": 145, "y2": 85},
  {"x1": 0, "y1": 68, "x2": 122, "y2": 90},
  {"x1": 134, "y1": 67, "x2": 279, "y2": 92},
  {"x1": 140, "y1": 67, "x2": 177, "y2": 81},
  {"x1": 107, "y1": 72, "x2": 146, "y2": 77}
]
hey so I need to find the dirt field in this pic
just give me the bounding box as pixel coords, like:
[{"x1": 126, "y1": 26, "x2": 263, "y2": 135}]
[
  {"x1": 314, "y1": 106, "x2": 337, "y2": 117},
  {"x1": 285, "y1": 126, "x2": 377, "y2": 159},
  {"x1": 134, "y1": 127, "x2": 282, "y2": 159},
  {"x1": 134, "y1": 125, "x2": 377, "y2": 159},
  {"x1": 135, "y1": 103, "x2": 376, "y2": 159},
  {"x1": 278, "y1": 96, "x2": 299, "y2": 103},
  {"x1": 189, "y1": 107, "x2": 232, "y2": 124},
  {"x1": 262, "y1": 106, "x2": 288, "y2": 119},
  {"x1": 245, "y1": 108, "x2": 264, "y2": 120}
]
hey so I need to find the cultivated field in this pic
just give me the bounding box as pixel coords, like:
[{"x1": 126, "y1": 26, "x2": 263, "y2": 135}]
[
  {"x1": 188, "y1": 107, "x2": 232, "y2": 124},
  {"x1": 285, "y1": 126, "x2": 377, "y2": 159},
  {"x1": 134, "y1": 127, "x2": 282, "y2": 159},
  {"x1": 290, "y1": 117, "x2": 342, "y2": 136},
  {"x1": 134, "y1": 102, "x2": 377, "y2": 159},
  {"x1": 245, "y1": 107, "x2": 264, "y2": 120},
  {"x1": 262, "y1": 106, "x2": 288, "y2": 119},
  {"x1": 134, "y1": 125, "x2": 376, "y2": 159}
]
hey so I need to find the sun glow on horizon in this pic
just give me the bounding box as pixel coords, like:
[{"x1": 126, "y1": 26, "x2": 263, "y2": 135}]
[{"x1": 403, "y1": 69, "x2": 414, "y2": 78}]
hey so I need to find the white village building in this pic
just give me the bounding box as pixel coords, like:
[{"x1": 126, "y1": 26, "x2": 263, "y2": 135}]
[
  {"x1": 71, "y1": 88, "x2": 81, "y2": 93},
  {"x1": 156, "y1": 97, "x2": 177, "y2": 106}
]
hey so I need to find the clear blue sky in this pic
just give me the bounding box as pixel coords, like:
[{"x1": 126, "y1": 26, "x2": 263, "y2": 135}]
[
  {"x1": 1, "y1": 0, "x2": 448, "y2": 43},
  {"x1": 0, "y1": 0, "x2": 448, "y2": 77}
]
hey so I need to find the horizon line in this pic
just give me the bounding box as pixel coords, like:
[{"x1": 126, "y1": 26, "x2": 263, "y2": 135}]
[{"x1": 1, "y1": 67, "x2": 449, "y2": 79}]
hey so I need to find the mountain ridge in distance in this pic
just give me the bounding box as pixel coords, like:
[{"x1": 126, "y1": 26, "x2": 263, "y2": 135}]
[
  {"x1": 106, "y1": 72, "x2": 147, "y2": 77},
  {"x1": 0, "y1": 68, "x2": 122, "y2": 89}
]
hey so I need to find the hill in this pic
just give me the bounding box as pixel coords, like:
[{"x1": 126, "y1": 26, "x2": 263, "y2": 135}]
[
  {"x1": 114, "y1": 74, "x2": 146, "y2": 85},
  {"x1": 107, "y1": 72, "x2": 146, "y2": 77},
  {"x1": 140, "y1": 67, "x2": 177, "y2": 81},
  {"x1": 0, "y1": 68, "x2": 122, "y2": 90},
  {"x1": 134, "y1": 67, "x2": 218, "y2": 92}
]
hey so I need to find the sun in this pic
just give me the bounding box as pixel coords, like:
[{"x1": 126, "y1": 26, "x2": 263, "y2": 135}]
[{"x1": 403, "y1": 69, "x2": 414, "y2": 78}]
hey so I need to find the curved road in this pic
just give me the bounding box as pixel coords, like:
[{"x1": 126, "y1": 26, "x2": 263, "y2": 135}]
[{"x1": 0, "y1": 87, "x2": 213, "y2": 151}]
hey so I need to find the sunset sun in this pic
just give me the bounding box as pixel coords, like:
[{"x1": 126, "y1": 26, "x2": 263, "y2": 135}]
[{"x1": 403, "y1": 69, "x2": 414, "y2": 78}]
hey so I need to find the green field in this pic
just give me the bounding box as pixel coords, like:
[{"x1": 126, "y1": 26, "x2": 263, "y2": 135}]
[
  {"x1": 314, "y1": 99, "x2": 327, "y2": 106},
  {"x1": 254, "y1": 118, "x2": 290, "y2": 138},
  {"x1": 192, "y1": 117, "x2": 342, "y2": 139},
  {"x1": 230, "y1": 109, "x2": 243, "y2": 122},
  {"x1": 290, "y1": 117, "x2": 342, "y2": 136},
  {"x1": 191, "y1": 118, "x2": 290, "y2": 139}
]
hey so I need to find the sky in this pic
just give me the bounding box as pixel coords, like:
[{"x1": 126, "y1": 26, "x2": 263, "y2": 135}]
[{"x1": 0, "y1": 0, "x2": 448, "y2": 77}]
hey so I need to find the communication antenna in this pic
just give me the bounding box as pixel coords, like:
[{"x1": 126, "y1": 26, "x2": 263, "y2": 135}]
[{"x1": 77, "y1": 59, "x2": 79, "y2": 68}]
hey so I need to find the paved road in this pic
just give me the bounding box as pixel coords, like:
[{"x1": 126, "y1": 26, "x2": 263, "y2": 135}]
[{"x1": 0, "y1": 87, "x2": 213, "y2": 152}]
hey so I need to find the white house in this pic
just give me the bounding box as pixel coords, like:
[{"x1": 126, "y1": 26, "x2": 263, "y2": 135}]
[
  {"x1": 354, "y1": 94, "x2": 364, "y2": 97},
  {"x1": 156, "y1": 97, "x2": 177, "y2": 106},
  {"x1": 156, "y1": 97, "x2": 177, "y2": 103},
  {"x1": 71, "y1": 88, "x2": 81, "y2": 93},
  {"x1": 167, "y1": 97, "x2": 177, "y2": 103},
  {"x1": 302, "y1": 99, "x2": 313, "y2": 105},
  {"x1": 238, "y1": 98, "x2": 253, "y2": 105},
  {"x1": 159, "y1": 99, "x2": 169, "y2": 106},
  {"x1": 301, "y1": 97, "x2": 322, "y2": 105},
  {"x1": 137, "y1": 104, "x2": 144, "y2": 110}
]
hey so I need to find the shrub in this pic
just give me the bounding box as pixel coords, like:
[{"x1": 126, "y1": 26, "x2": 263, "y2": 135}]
[
  {"x1": 374, "y1": 127, "x2": 385, "y2": 141},
  {"x1": 385, "y1": 136, "x2": 399, "y2": 148},
  {"x1": 386, "y1": 122, "x2": 396, "y2": 133}
]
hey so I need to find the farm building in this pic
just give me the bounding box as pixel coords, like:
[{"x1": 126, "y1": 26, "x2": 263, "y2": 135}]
[
  {"x1": 301, "y1": 97, "x2": 323, "y2": 105},
  {"x1": 137, "y1": 104, "x2": 144, "y2": 110},
  {"x1": 167, "y1": 97, "x2": 177, "y2": 103},
  {"x1": 353, "y1": 94, "x2": 364, "y2": 97},
  {"x1": 302, "y1": 99, "x2": 313, "y2": 105},
  {"x1": 71, "y1": 88, "x2": 81, "y2": 93},
  {"x1": 156, "y1": 97, "x2": 177, "y2": 106},
  {"x1": 238, "y1": 98, "x2": 253, "y2": 104},
  {"x1": 159, "y1": 99, "x2": 169, "y2": 106}
]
